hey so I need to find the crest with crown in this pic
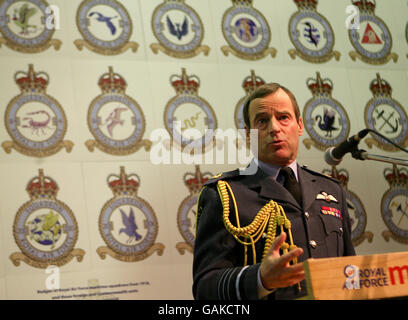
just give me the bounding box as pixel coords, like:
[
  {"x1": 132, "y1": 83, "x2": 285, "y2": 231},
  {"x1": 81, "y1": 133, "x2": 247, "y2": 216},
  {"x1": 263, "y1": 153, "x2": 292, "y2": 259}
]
[
  {"x1": 242, "y1": 70, "x2": 265, "y2": 95},
  {"x1": 384, "y1": 165, "x2": 408, "y2": 189},
  {"x1": 107, "y1": 166, "x2": 140, "y2": 197},
  {"x1": 26, "y1": 169, "x2": 59, "y2": 200},
  {"x1": 14, "y1": 64, "x2": 49, "y2": 94},
  {"x1": 306, "y1": 72, "x2": 334, "y2": 97},
  {"x1": 352, "y1": 0, "x2": 376, "y2": 14},
  {"x1": 294, "y1": 0, "x2": 318, "y2": 10},
  {"x1": 98, "y1": 66, "x2": 127, "y2": 95},
  {"x1": 369, "y1": 73, "x2": 392, "y2": 98},
  {"x1": 183, "y1": 165, "x2": 212, "y2": 194},
  {"x1": 170, "y1": 68, "x2": 200, "y2": 95}
]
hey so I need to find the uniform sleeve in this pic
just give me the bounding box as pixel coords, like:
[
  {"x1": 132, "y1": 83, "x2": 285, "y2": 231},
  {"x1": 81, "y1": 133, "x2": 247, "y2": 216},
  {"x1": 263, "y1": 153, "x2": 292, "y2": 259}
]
[
  {"x1": 339, "y1": 183, "x2": 356, "y2": 256},
  {"x1": 192, "y1": 185, "x2": 260, "y2": 300}
]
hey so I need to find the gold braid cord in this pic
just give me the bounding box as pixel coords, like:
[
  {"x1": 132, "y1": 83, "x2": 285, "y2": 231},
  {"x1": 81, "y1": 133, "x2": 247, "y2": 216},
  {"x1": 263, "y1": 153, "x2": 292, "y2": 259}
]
[{"x1": 217, "y1": 180, "x2": 299, "y2": 267}]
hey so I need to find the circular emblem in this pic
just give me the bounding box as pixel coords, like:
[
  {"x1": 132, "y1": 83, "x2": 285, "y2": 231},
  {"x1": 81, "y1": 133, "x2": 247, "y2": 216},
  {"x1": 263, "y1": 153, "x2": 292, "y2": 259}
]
[
  {"x1": 13, "y1": 199, "x2": 78, "y2": 267},
  {"x1": 346, "y1": 190, "x2": 371, "y2": 246},
  {"x1": 177, "y1": 194, "x2": 198, "y2": 248},
  {"x1": 381, "y1": 187, "x2": 408, "y2": 244},
  {"x1": 99, "y1": 196, "x2": 158, "y2": 260},
  {"x1": 87, "y1": 94, "x2": 146, "y2": 155},
  {"x1": 0, "y1": 0, "x2": 60, "y2": 52},
  {"x1": 5, "y1": 92, "x2": 68, "y2": 157},
  {"x1": 234, "y1": 96, "x2": 247, "y2": 130},
  {"x1": 164, "y1": 94, "x2": 217, "y2": 151},
  {"x1": 221, "y1": 4, "x2": 274, "y2": 60},
  {"x1": 150, "y1": 0, "x2": 208, "y2": 58},
  {"x1": 364, "y1": 97, "x2": 408, "y2": 152},
  {"x1": 75, "y1": 0, "x2": 136, "y2": 55},
  {"x1": 348, "y1": 11, "x2": 396, "y2": 64},
  {"x1": 288, "y1": 10, "x2": 337, "y2": 63}
]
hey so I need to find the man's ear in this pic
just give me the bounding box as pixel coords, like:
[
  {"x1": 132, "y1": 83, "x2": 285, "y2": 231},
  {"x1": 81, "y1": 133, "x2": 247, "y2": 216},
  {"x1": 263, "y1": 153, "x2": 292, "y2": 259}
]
[
  {"x1": 244, "y1": 125, "x2": 251, "y2": 148},
  {"x1": 298, "y1": 117, "x2": 304, "y2": 136}
]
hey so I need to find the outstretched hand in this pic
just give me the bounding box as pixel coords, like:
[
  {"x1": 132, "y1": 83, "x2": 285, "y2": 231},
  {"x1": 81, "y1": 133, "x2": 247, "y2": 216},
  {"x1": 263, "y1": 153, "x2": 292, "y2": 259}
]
[{"x1": 259, "y1": 232, "x2": 305, "y2": 290}]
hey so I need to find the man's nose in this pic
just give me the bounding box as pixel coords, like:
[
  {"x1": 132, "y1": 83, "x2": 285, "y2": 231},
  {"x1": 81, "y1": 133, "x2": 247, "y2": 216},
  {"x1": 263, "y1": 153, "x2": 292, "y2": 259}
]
[{"x1": 268, "y1": 117, "x2": 280, "y2": 133}]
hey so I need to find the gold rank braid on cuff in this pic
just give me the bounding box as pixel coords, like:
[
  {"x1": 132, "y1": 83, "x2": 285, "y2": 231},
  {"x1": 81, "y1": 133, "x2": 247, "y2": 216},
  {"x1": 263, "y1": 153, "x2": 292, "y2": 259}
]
[{"x1": 216, "y1": 180, "x2": 299, "y2": 268}]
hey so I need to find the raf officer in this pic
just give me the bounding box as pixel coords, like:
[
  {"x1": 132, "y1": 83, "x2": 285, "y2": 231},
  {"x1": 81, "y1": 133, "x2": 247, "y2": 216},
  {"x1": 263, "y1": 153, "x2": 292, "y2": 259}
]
[{"x1": 192, "y1": 83, "x2": 355, "y2": 300}]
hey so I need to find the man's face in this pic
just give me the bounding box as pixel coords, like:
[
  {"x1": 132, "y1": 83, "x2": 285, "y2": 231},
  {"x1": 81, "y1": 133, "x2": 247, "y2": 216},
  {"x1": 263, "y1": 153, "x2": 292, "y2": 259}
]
[{"x1": 246, "y1": 88, "x2": 304, "y2": 166}]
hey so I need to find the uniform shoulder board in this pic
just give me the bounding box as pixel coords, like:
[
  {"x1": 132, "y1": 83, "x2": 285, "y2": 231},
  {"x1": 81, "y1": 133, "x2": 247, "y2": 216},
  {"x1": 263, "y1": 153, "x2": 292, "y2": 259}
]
[
  {"x1": 301, "y1": 165, "x2": 340, "y2": 183},
  {"x1": 203, "y1": 169, "x2": 241, "y2": 186}
]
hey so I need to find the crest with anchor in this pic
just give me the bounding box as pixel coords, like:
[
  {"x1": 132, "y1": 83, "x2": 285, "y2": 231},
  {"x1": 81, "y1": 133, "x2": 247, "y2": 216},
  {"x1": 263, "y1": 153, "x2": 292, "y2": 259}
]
[
  {"x1": 364, "y1": 73, "x2": 408, "y2": 152},
  {"x1": 10, "y1": 169, "x2": 85, "y2": 268},
  {"x1": 348, "y1": 0, "x2": 398, "y2": 65},
  {"x1": 2, "y1": 64, "x2": 73, "y2": 157},
  {"x1": 0, "y1": 0, "x2": 62, "y2": 53},
  {"x1": 381, "y1": 165, "x2": 408, "y2": 244},
  {"x1": 322, "y1": 166, "x2": 373, "y2": 247},
  {"x1": 288, "y1": 0, "x2": 340, "y2": 63},
  {"x1": 302, "y1": 72, "x2": 350, "y2": 151},
  {"x1": 74, "y1": 0, "x2": 138, "y2": 55},
  {"x1": 221, "y1": 0, "x2": 276, "y2": 60},
  {"x1": 150, "y1": 0, "x2": 210, "y2": 58},
  {"x1": 97, "y1": 166, "x2": 165, "y2": 262},
  {"x1": 85, "y1": 66, "x2": 152, "y2": 155},
  {"x1": 176, "y1": 165, "x2": 212, "y2": 254}
]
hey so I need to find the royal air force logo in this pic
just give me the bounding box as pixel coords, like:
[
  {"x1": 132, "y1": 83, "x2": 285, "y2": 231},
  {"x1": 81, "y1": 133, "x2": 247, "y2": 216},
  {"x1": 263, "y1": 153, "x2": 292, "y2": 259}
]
[
  {"x1": 2, "y1": 64, "x2": 73, "y2": 157},
  {"x1": 176, "y1": 165, "x2": 212, "y2": 254},
  {"x1": 302, "y1": 72, "x2": 350, "y2": 151},
  {"x1": 150, "y1": 0, "x2": 209, "y2": 58},
  {"x1": 74, "y1": 0, "x2": 138, "y2": 55},
  {"x1": 0, "y1": 0, "x2": 61, "y2": 53},
  {"x1": 323, "y1": 167, "x2": 373, "y2": 247},
  {"x1": 85, "y1": 67, "x2": 152, "y2": 155},
  {"x1": 381, "y1": 165, "x2": 408, "y2": 244},
  {"x1": 97, "y1": 166, "x2": 164, "y2": 262},
  {"x1": 364, "y1": 74, "x2": 408, "y2": 152},
  {"x1": 348, "y1": 0, "x2": 398, "y2": 65},
  {"x1": 288, "y1": 0, "x2": 340, "y2": 63},
  {"x1": 164, "y1": 68, "x2": 217, "y2": 154},
  {"x1": 10, "y1": 169, "x2": 85, "y2": 268},
  {"x1": 221, "y1": 0, "x2": 276, "y2": 60}
]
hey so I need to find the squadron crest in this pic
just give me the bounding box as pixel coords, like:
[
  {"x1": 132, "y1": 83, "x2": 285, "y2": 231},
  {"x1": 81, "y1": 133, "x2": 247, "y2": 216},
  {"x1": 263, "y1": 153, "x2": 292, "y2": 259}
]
[
  {"x1": 10, "y1": 169, "x2": 85, "y2": 268},
  {"x1": 288, "y1": 0, "x2": 340, "y2": 63},
  {"x1": 97, "y1": 166, "x2": 165, "y2": 262},
  {"x1": 348, "y1": 0, "x2": 398, "y2": 65},
  {"x1": 176, "y1": 165, "x2": 212, "y2": 254},
  {"x1": 364, "y1": 73, "x2": 408, "y2": 152},
  {"x1": 0, "y1": 0, "x2": 61, "y2": 53},
  {"x1": 164, "y1": 68, "x2": 217, "y2": 154},
  {"x1": 85, "y1": 66, "x2": 152, "y2": 155},
  {"x1": 322, "y1": 166, "x2": 373, "y2": 247},
  {"x1": 2, "y1": 64, "x2": 73, "y2": 157},
  {"x1": 381, "y1": 165, "x2": 408, "y2": 244},
  {"x1": 221, "y1": 0, "x2": 276, "y2": 60},
  {"x1": 150, "y1": 0, "x2": 210, "y2": 58},
  {"x1": 302, "y1": 72, "x2": 350, "y2": 151},
  {"x1": 74, "y1": 0, "x2": 138, "y2": 55}
]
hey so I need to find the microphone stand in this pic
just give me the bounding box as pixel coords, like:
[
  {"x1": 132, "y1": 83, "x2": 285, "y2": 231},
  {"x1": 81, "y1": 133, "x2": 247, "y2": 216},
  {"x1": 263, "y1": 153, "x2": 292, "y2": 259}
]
[{"x1": 351, "y1": 147, "x2": 408, "y2": 167}]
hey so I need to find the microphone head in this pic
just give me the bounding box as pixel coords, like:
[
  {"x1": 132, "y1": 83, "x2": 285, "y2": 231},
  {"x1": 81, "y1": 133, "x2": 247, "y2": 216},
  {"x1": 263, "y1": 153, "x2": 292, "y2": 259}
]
[{"x1": 324, "y1": 147, "x2": 342, "y2": 166}]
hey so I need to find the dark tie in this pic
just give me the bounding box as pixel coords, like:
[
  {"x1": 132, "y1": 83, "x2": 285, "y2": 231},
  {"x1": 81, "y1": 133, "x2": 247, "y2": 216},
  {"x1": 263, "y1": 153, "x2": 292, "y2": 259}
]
[{"x1": 278, "y1": 167, "x2": 302, "y2": 206}]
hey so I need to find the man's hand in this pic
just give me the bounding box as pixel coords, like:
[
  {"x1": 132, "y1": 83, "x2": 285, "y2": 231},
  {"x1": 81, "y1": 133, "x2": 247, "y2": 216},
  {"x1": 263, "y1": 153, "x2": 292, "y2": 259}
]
[{"x1": 259, "y1": 232, "x2": 305, "y2": 290}]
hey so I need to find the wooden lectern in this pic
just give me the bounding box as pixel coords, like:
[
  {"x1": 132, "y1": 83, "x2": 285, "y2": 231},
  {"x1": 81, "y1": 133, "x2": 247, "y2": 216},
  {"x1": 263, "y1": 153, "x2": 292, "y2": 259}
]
[{"x1": 301, "y1": 251, "x2": 408, "y2": 300}]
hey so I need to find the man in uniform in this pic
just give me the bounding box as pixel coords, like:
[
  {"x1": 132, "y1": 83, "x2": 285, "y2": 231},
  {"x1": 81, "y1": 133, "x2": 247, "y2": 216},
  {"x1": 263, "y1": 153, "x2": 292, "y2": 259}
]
[{"x1": 192, "y1": 83, "x2": 355, "y2": 300}]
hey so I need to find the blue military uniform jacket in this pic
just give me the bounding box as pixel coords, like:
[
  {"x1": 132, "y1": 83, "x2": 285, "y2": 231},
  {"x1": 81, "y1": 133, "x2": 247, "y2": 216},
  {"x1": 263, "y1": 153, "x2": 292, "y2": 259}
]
[{"x1": 192, "y1": 164, "x2": 355, "y2": 300}]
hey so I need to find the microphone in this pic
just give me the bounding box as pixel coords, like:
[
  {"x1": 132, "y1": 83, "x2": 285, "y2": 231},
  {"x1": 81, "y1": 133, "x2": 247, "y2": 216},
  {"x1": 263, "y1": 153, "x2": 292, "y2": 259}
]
[{"x1": 324, "y1": 129, "x2": 370, "y2": 165}]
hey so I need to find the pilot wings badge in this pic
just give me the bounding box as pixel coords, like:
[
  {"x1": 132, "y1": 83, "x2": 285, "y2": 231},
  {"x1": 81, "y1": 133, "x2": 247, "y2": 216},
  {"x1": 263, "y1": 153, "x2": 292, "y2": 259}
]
[
  {"x1": 150, "y1": 0, "x2": 210, "y2": 58},
  {"x1": 10, "y1": 169, "x2": 85, "y2": 268},
  {"x1": 97, "y1": 166, "x2": 165, "y2": 262}
]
